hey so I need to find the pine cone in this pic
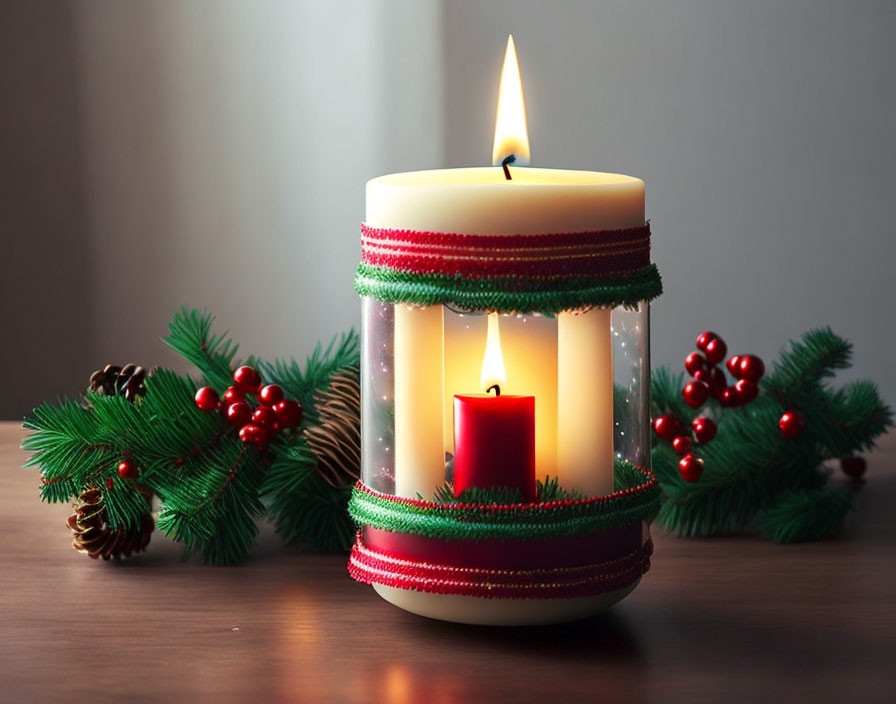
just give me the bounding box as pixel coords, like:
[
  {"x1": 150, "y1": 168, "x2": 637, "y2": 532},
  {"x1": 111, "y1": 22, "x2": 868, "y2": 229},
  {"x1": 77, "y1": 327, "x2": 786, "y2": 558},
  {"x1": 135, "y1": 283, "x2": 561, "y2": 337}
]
[
  {"x1": 304, "y1": 366, "x2": 361, "y2": 487},
  {"x1": 67, "y1": 488, "x2": 154, "y2": 560},
  {"x1": 88, "y1": 363, "x2": 149, "y2": 402}
]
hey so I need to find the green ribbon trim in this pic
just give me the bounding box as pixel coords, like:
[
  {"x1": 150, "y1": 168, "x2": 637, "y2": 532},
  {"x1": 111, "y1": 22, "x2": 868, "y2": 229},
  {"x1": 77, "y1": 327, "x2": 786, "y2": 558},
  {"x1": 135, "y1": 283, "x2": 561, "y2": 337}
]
[
  {"x1": 354, "y1": 263, "x2": 663, "y2": 314},
  {"x1": 348, "y1": 460, "x2": 661, "y2": 542}
]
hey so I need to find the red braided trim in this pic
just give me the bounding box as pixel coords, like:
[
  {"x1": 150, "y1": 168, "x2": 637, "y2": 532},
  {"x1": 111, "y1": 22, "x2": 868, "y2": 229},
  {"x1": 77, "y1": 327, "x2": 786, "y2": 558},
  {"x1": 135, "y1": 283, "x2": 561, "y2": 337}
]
[
  {"x1": 348, "y1": 531, "x2": 653, "y2": 599},
  {"x1": 360, "y1": 223, "x2": 651, "y2": 280},
  {"x1": 361, "y1": 223, "x2": 651, "y2": 249}
]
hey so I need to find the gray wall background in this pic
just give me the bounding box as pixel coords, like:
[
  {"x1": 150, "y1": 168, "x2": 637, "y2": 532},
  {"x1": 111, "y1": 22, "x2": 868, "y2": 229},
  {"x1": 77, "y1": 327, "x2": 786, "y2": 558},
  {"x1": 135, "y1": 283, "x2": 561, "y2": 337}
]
[{"x1": 2, "y1": 0, "x2": 894, "y2": 418}]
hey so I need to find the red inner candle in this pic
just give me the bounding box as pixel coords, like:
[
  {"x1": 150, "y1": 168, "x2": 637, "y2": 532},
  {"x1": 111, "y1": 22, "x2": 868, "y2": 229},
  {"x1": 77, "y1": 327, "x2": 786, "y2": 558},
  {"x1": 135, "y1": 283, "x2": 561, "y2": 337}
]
[{"x1": 453, "y1": 394, "x2": 536, "y2": 502}]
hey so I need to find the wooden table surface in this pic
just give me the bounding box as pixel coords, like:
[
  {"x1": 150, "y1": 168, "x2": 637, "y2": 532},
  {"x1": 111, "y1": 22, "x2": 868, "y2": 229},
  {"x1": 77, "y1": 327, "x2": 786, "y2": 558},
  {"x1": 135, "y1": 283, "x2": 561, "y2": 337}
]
[{"x1": 2, "y1": 422, "x2": 895, "y2": 703}]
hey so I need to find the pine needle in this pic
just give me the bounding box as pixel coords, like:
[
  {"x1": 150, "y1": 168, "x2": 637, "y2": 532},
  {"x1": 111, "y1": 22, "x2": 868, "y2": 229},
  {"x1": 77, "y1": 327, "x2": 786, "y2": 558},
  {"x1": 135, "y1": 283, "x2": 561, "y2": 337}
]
[
  {"x1": 760, "y1": 488, "x2": 853, "y2": 543},
  {"x1": 430, "y1": 476, "x2": 585, "y2": 504}
]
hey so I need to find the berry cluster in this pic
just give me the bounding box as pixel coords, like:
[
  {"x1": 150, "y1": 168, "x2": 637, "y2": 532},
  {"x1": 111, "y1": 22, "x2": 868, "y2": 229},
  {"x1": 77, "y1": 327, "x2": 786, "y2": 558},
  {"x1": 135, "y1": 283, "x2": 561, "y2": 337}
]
[
  {"x1": 683, "y1": 331, "x2": 765, "y2": 408},
  {"x1": 652, "y1": 414, "x2": 716, "y2": 482},
  {"x1": 654, "y1": 331, "x2": 767, "y2": 483},
  {"x1": 686, "y1": 332, "x2": 809, "y2": 444},
  {"x1": 194, "y1": 365, "x2": 303, "y2": 449}
]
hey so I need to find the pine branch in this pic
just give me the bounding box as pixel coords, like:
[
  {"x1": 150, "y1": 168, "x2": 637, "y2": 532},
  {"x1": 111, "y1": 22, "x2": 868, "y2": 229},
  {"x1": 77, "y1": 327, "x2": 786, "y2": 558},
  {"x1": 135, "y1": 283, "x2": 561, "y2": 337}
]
[
  {"x1": 39, "y1": 477, "x2": 77, "y2": 504},
  {"x1": 23, "y1": 399, "x2": 111, "y2": 484},
  {"x1": 540, "y1": 475, "x2": 586, "y2": 501},
  {"x1": 120, "y1": 369, "x2": 224, "y2": 473},
  {"x1": 431, "y1": 483, "x2": 525, "y2": 504},
  {"x1": 23, "y1": 396, "x2": 158, "y2": 530},
  {"x1": 101, "y1": 474, "x2": 155, "y2": 530},
  {"x1": 430, "y1": 476, "x2": 584, "y2": 504},
  {"x1": 24, "y1": 309, "x2": 362, "y2": 563},
  {"x1": 653, "y1": 327, "x2": 890, "y2": 542},
  {"x1": 816, "y1": 380, "x2": 893, "y2": 458},
  {"x1": 260, "y1": 330, "x2": 359, "y2": 425},
  {"x1": 764, "y1": 327, "x2": 852, "y2": 406},
  {"x1": 161, "y1": 307, "x2": 240, "y2": 390},
  {"x1": 280, "y1": 476, "x2": 354, "y2": 553},
  {"x1": 760, "y1": 488, "x2": 853, "y2": 543},
  {"x1": 155, "y1": 442, "x2": 267, "y2": 564},
  {"x1": 262, "y1": 442, "x2": 354, "y2": 552},
  {"x1": 654, "y1": 395, "x2": 825, "y2": 537}
]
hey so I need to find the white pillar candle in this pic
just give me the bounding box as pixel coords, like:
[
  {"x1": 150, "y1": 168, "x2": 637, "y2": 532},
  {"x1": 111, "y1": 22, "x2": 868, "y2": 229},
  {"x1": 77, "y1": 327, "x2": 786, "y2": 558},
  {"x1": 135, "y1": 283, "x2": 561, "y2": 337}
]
[
  {"x1": 392, "y1": 304, "x2": 445, "y2": 499},
  {"x1": 557, "y1": 307, "x2": 615, "y2": 496},
  {"x1": 365, "y1": 168, "x2": 644, "y2": 498}
]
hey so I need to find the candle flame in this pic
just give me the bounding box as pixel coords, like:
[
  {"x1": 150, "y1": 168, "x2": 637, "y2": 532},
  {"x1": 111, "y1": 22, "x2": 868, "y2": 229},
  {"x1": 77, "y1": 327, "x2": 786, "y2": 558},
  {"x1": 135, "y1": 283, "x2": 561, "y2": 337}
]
[
  {"x1": 480, "y1": 313, "x2": 507, "y2": 391},
  {"x1": 492, "y1": 35, "x2": 530, "y2": 167}
]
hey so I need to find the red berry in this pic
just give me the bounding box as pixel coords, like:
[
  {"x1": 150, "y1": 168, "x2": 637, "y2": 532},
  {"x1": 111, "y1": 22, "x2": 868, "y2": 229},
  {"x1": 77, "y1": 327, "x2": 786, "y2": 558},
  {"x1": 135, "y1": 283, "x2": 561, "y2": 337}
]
[
  {"x1": 704, "y1": 337, "x2": 728, "y2": 366},
  {"x1": 239, "y1": 423, "x2": 264, "y2": 445},
  {"x1": 737, "y1": 354, "x2": 766, "y2": 382},
  {"x1": 105, "y1": 477, "x2": 114, "y2": 490},
  {"x1": 117, "y1": 460, "x2": 138, "y2": 480},
  {"x1": 653, "y1": 415, "x2": 682, "y2": 442},
  {"x1": 242, "y1": 422, "x2": 273, "y2": 448},
  {"x1": 683, "y1": 380, "x2": 710, "y2": 408},
  {"x1": 696, "y1": 331, "x2": 719, "y2": 352},
  {"x1": 259, "y1": 424, "x2": 275, "y2": 444},
  {"x1": 725, "y1": 355, "x2": 742, "y2": 377},
  {"x1": 672, "y1": 435, "x2": 692, "y2": 455},
  {"x1": 194, "y1": 386, "x2": 220, "y2": 411},
  {"x1": 779, "y1": 410, "x2": 805, "y2": 439},
  {"x1": 685, "y1": 352, "x2": 707, "y2": 377},
  {"x1": 233, "y1": 366, "x2": 262, "y2": 393},
  {"x1": 273, "y1": 399, "x2": 303, "y2": 428},
  {"x1": 692, "y1": 416, "x2": 718, "y2": 444},
  {"x1": 226, "y1": 401, "x2": 252, "y2": 428},
  {"x1": 840, "y1": 456, "x2": 867, "y2": 479},
  {"x1": 258, "y1": 384, "x2": 284, "y2": 406},
  {"x1": 252, "y1": 406, "x2": 278, "y2": 429},
  {"x1": 720, "y1": 386, "x2": 738, "y2": 407},
  {"x1": 222, "y1": 385, "x2": 244, "y2": 406},
  {"x1": 704, "y1": 367, "x2": 727, "y2": 399},
  {"x1": 694, "y1": 365, "x2": 719, "y2": 382},
  {"x1": 733, "y1": 378, "x2": 759, "y2": 404},
  {"x1": 678, "y1": 453, "x2": 704, "y2": 482}
]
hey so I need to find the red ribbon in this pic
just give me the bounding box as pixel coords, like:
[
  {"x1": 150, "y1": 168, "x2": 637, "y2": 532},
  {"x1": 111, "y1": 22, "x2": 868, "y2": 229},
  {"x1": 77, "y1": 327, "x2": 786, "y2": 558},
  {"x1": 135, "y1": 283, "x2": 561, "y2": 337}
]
[
  {"x1": 348, "y1": 529, "x2": 653, "y2": 600},
  {"x1": 360, "y1": 223, "x2": 651, "y2": 280},
  {"x1": 362, "y1": 523, "x2": 645, "y2": 570}
]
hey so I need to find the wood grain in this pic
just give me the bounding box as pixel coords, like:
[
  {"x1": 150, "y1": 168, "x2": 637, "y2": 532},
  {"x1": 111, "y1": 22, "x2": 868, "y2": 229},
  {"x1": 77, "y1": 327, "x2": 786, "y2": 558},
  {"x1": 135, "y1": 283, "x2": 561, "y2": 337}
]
[{"x1": 2, "y1": 422, "x2": 894, "y2": 703}]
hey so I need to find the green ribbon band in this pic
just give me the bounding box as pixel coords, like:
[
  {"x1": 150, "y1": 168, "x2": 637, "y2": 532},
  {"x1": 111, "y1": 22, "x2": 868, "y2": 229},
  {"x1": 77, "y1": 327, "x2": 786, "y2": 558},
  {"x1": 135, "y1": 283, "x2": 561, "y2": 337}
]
[
  {"x1": 354, "y1": 263, "x2": 662, "y2": 314},
  {"x1": 348, "y1": 460, "x2": 661, "y2": 542}
]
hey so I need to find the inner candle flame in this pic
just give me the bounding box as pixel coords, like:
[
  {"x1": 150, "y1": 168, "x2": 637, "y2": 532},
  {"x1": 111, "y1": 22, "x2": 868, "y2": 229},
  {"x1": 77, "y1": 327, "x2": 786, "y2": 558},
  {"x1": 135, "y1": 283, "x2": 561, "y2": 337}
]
[
  {"x1": 480, "y1": 313, "x2": 507, "y2": 392},
  {"x1": 492, "y1": 35, "x2": 530, "y2": 167}
]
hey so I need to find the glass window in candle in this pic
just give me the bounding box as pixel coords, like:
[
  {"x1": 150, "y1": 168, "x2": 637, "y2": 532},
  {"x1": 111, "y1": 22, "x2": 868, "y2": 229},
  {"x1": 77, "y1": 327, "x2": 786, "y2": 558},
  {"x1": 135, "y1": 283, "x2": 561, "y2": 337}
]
[
  {"x1": 612, "y1": 303, "x2": 651, "y2": 470},
  {"x1": 360, "y1": 296, "x2": 395, "y2": 494},
  {"x1": 361, "y1": 300, "x2": 651, "y2": 502}
]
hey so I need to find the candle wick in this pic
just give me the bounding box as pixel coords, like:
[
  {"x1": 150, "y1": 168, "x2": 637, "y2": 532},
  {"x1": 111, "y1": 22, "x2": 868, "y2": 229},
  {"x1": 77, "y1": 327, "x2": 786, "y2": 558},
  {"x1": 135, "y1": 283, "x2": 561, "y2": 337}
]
[
  {"x1": 501, "y1": 155, "x2": 516, "y2": 180},
  {"x1": 486, "y1": 384, "x2": 501, "y2": 396}
]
